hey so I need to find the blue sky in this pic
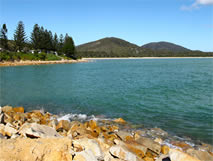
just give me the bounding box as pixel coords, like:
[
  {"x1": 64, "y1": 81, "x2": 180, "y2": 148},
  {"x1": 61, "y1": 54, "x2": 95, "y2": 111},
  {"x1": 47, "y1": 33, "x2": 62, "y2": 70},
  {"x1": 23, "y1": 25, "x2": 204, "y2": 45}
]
[{"x1": 0, "y1": 0, "x2": 213, "y2": 51}]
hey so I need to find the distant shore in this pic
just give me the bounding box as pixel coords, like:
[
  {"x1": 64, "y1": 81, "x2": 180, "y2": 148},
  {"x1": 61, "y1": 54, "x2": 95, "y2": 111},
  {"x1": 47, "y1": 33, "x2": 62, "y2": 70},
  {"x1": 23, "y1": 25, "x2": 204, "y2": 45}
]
[
  {"x1": 83, "y1": 57, "x2": 213, "y2": 60},
  {"x1": 0, "y1": 59, "x2": 88, "y2": 67}
]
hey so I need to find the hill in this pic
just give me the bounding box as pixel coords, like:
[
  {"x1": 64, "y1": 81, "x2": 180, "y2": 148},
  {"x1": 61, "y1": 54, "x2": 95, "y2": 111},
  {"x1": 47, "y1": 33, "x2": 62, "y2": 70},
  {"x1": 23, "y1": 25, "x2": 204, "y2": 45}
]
[
  {"x1": 141, "y1": 41, "x2": 190, "y2": 52},
  {"x1": 76, "y1": 37, "x2": 213, "y2": 58},
  {"x1": 76, "y1": 37, "x2": 145, "y2": 57}
]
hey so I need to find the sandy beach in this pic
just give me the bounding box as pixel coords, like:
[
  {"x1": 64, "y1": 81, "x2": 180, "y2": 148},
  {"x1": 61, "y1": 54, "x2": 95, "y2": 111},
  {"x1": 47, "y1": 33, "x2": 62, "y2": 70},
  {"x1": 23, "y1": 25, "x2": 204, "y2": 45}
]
[
  {"x1": 83, "y1": 57, "x2": 213, "y2": 60},
  {"x1": 0, "y1": 59, "x2": 88, "y2": 67}
]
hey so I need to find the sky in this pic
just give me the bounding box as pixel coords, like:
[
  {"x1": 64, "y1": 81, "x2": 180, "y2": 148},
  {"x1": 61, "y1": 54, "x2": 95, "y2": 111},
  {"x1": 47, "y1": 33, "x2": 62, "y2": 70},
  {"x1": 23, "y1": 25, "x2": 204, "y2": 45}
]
[{"x1": 0, "y1": 0, "x2": 213, "y2": 51}]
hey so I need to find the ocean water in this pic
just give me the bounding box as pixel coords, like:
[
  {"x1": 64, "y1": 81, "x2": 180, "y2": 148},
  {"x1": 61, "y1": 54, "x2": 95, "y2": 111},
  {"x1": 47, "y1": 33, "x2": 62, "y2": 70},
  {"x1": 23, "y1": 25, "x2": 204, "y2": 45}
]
[{"x1": 0, "y1": 58, "x2": 213, "y2": 144}]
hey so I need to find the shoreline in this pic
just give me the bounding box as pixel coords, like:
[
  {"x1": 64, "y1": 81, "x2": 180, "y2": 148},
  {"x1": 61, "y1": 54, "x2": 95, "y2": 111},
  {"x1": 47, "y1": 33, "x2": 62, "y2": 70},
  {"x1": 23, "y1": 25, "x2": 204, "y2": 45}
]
[
  {"x1": 0, "y1": 105, "x2": 212, "y2": 161},
  {"x1": 0, "y1": 59, "x2": 88, "y2": 67},
  {"x1": 83, "y1": 57, "x2": 213, "y2": 60}
]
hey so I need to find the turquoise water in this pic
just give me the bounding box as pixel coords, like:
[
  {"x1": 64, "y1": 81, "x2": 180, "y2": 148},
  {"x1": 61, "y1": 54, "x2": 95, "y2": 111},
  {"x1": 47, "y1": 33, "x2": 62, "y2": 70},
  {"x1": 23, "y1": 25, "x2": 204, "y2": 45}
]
[{"x1": 0, "y1": 58, "x2": 213, "y2": 144}]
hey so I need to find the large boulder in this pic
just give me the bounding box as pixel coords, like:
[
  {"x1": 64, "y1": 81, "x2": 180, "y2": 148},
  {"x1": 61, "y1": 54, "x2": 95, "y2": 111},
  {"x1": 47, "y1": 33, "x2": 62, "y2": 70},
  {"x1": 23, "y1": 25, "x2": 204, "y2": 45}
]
[
  {"x1": 4, "y1": 123, "x2": 18, "y2": 137},
  {"x1": 18, "y1": 123, "x2": 61, "y2": 138},
  {"x1": 56, "y1": 120, "x2": 71, "y2": 131},
  {"x1": 186, "y1": 148, "x2": 213, "y2": 161},
  {"x1": 169, "y1": 149, "x2": 200, "y2": 161},
  {"x1": 109, "y1": 145, "x2": 141, "y2": 161},
  {"x1": 2, "y1": 106, "x2": 13, "y2": 113},
  {"x1": 0, "y1": 138, "x2": 73, "y2": 161},
  {"x1": 13, "y1": 107, "x2": 24, "y2": 113},
  {"x1": 135, "y1": 136, "x2": 161, "y2": 154},
  {"x1": 73, "y1": 149, "x2": 98, "y2": 161},
  {"x1": 72, "y1": 138, "x2": 103, "y2": 160}
]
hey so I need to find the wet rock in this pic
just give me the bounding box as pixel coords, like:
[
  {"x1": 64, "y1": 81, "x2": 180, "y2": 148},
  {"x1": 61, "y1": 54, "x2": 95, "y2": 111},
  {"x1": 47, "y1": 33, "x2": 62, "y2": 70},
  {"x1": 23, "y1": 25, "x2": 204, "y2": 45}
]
[
  {"x1": 150, "y1": 128, "x2": 168, "y2": 137},
  {"x1": 136, "y1": 136, "x2": 161, "y2": 154},
  {"x1": 113, "y1": 118, "x2": 126, "y2": 124},
  {"x1": 109, "y1": 144, "x2": 140, "y2": 161},
  {"x1": 169, "y1": 149, "x2": 200, "y2": 161},
  {"x1": 171, "y1": 141, "x2": 192, "y2": 151},
  {"x1": 73, "y1": 149, "x2": 98, "y2": 161},
  {"x1": 13, "y1": 107, "x2": 24, "y2": 113},
  {"x1": 56, "y1": 120, "x2": 71, "y2": 131},
  {"x1": 18, "y1": 123, "x2": 61, "y2": 138},
  {"x1": 186, "y1": 148, "x2": 213, "y2": 161},
  {"x1": 161, "y1": 145, "x2": 170, "y2": 155}
]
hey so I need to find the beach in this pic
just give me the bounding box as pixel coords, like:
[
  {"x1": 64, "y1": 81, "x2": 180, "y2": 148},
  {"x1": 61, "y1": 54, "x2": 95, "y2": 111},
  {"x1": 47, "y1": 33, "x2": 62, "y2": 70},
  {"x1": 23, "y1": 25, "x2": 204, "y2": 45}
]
[{"x1": 0, "y1": 59, "x2": 88, "y2": 67}]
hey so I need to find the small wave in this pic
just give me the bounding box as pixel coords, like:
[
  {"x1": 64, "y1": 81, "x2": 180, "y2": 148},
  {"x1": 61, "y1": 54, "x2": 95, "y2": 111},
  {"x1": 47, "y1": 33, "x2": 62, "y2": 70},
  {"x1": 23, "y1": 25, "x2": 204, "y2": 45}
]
[{"x1": 57, "y1": 113, "x2": 111, "y2": 122}]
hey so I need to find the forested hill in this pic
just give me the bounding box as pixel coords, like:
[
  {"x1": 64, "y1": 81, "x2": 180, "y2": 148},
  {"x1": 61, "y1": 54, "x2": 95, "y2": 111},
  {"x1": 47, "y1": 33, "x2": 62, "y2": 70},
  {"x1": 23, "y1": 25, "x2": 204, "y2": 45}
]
[
  {"x1": 77, "y1": 37, "x2": 142, "y2": 57},
  {"x1": 141, "y1": 41, "x2": 190, "y2": 52},
  {"x1": 76, "y1": 37, "x2": 213, "y2": 57}
]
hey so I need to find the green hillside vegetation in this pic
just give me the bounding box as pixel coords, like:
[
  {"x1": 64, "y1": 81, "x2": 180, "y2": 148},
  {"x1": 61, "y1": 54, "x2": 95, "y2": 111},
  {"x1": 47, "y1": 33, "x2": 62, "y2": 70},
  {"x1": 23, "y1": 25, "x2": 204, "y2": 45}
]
[
  {"x1": 141, "y1": 41, "x2": 190, "y2": 52},
  {"x1": 77, "y1": 37, "x2": 213, "y2": 58}
]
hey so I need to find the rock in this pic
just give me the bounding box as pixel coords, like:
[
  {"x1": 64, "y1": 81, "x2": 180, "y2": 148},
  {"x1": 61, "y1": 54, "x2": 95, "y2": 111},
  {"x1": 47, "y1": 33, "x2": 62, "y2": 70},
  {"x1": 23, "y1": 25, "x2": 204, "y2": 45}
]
[
  {"x1": 72, "y1": 138, "x2": 103, "y2": 159},
  {"x1": 0, "y1": 124, "x2": 5, "y2": 136},
  {"x1": 136, "y1": 136, "x2": 161, "y2": 154},
  {"x1": 116, "y1": 130, "x2": 132, "y2": 141},
  {"x1": 186, "y1": 148, "x2": 213, "y2": 161},
  {"x1": 4, "y1": 123, "x2": 18, "y2": 137},
  {"x1": 109, "y1": 145, "x2": 140, "y2": 161},
  {"x1": 2, "y1": 106, "x2": 13, "y2": 113},
  {"x1": 0, "y1": 138, "x2": 73, "y2": 161},
  {"x1": 169, "y1": 149, "x2": 200, "y2": 161},
  {"x1": 13, "y1": 107, "x2": 24, "y2": 113},
  {"x1": 0, "y1": 106, "x2": 2, "y2": 114},
  {"x1": 154, "y1": 138, "x2": 163, "y2": 144},
  {"x1": 171, "y1": 141, "x2": 191, "y2": 151},
  {"x1": 48, "y1": 119, "x2": 58, "y2": 129},
  {"x1": 0, "y1": 113, "x2": 4, "y2": 123},
  {"x1": 3, "y1": 113, "x2": 13, "y2": 124},
  {"x1": 73, "y1": 149, "x2": 98, "y2": 161},
  {"x1": 0, "y1": 133, "x2": 6, "y2": 139},
  {"x1": 56, "y1": 120, "x2": 71, "y2": 131},
  {"x1": 161, "y1": 145, "x2": 170, "y2": 155},
  {"x1": 18, "y1": 123, "x2": 61, "y2": 138},
  {"x1": 150, "y1": 128, "x2": 168, "y2": 137},
  {"x1": 125, "y1": 141, "x2": 147, "y2": 159},
  {"x1": 155, "y1": 154, "x2": 170, "y2": 161},
  {"x1": 113, "y1": 118, "x2": 126, "y2": 124},
  {"x1": 143, "y1": 157, "x2": 154, "y2": 161}
]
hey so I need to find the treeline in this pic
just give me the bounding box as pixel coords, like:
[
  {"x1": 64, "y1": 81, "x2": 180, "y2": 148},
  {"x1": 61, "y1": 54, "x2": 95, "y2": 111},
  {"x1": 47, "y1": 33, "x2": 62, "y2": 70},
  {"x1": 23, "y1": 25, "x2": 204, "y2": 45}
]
[
  {"x1": 77, "y1": 50, "x2": 213, "y2": 58},
  {"x1": 0, "y1": 21, "x2": 77, "y2": 61}
]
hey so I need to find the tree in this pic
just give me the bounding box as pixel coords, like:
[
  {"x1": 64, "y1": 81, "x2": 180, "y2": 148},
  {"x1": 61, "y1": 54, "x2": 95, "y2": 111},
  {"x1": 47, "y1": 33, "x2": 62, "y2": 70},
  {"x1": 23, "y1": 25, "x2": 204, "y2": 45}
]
[
  {"x1": 53, "y1": 33, "x2": 58, "y2": 51},
  {"x1": 63, "y1": 34, "x2": 76, "y2": 59},
  {"x1": 58, "y1": 34, "x2": 64, "y2": 53},
  {"x1": 14, "y1": 21, "x2": 26, "y2": 51},
  {"x1": 31, "y1": 24, "x2": 41, "y2": 49},
  {"x1": 0, "y1": 24, "x2": 8, "y2": 49}
]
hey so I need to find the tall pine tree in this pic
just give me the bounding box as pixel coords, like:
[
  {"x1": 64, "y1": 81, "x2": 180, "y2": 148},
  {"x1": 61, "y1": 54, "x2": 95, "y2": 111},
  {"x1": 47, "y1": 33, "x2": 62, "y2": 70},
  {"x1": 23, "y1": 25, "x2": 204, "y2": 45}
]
[
  {"x1": 63, "y1": 34, "x2": 76, "y2": 59},
  {"x1": 14, "y1": 21, "x2": 26, "y2": 51},
  {"x1": 31, "y1": 24, "x2": 41, "y2": 49},
  {"x1": 0, "y1": 24, "x2": 8, "y2": 50}
]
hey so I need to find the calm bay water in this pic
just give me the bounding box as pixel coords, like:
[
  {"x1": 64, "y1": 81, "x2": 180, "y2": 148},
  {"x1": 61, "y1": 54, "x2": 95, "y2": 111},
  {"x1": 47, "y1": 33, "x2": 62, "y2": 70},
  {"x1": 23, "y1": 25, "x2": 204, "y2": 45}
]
[{"x1": 0, "y1": 58, "x2": 213, "y2": 144}]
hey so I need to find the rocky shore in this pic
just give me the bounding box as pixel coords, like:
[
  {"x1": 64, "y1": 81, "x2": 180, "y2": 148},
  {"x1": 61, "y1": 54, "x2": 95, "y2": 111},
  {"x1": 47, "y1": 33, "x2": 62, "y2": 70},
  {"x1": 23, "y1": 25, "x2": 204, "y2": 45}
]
[
  {"x1": 0, "y1": 106, "x2": 212, "y2": 161},
  {"x1": 0, "y1": 59, "x2": 88, "y2": 67}
]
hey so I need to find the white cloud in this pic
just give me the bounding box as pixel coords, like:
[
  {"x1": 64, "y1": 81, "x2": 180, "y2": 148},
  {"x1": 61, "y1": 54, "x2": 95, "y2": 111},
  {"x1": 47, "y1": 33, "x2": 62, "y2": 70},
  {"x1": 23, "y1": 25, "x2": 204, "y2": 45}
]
[{"x1": 181, "y1": 0, "x2": 213, "y2": 10}]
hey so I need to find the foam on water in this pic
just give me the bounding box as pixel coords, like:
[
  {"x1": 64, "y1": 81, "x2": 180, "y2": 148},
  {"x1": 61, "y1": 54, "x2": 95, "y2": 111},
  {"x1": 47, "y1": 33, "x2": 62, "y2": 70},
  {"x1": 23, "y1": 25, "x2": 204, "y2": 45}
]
[{"x1": 57, "y1": 113, "x2": 110, "y2": 122}]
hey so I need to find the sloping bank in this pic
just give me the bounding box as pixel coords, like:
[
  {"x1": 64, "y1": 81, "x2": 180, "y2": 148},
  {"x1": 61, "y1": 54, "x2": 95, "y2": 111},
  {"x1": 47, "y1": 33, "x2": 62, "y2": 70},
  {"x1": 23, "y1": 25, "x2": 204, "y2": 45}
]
[
  {"x1": 0, "y1": 106, "x2": 212, "y2": 161},
  {"x1": 0, "y1": 59, "x2": 88, "y2": 67}
]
